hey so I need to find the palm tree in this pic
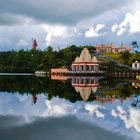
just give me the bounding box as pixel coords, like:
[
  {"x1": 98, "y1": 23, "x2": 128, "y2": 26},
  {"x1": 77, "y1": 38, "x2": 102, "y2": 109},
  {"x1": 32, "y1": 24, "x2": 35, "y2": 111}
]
[
  {"x1": 131, "y1": 41, "x2": 139, "y2": 52},
  {"x1": 131, "y1": 96, "x2": 140, "y2": 108}
]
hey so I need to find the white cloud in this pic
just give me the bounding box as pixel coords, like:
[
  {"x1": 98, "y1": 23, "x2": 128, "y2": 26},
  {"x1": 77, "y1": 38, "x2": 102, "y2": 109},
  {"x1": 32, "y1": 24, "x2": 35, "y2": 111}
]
[
  {"x1": 43, "y1": 98, "x2": 74, "y2": 117},
  {"x1": 42, "y1": 24, "x2": 75, "y2": 46},
  {"x1": 85, "y1": 24, "x2": 105, "y2": 37},
  {"x1": 96, "y1": 24, "x2": 105, "y2": 32},
  {"x1": 111, "y1": 109, "x2": 117, "y2": 118},
  {"x1": 128, "y1": 108, "x2": 140, "y2": 132},
  {"x1": 0, "y1": 0, "x2": 140, "y2": 51},
  {"x1": 112, "y1": 10, "x2": 140, "y2": 35},
  {"x1": 129, "y1": 10, "x2": 140, "y2": 33},
  {"x1": 111, "y1": 106, "x2": 140, "y2": 133},
  {"x1": 112, "y1": 24, "x2": 118, "y2": 32},
  {"x1": 85, "y1": 104, "x2": 105, "y2": 118},
  {"x1": 116, "y1": 106, "x2": 133, "y2": 129},
  {"x1": 117, "y1": 27, "x2": 126, "y2": 35}
]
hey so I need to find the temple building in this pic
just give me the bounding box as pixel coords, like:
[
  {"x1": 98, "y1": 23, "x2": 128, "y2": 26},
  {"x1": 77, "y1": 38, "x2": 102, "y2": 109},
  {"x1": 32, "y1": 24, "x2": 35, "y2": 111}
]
[
  {"x1": 51, "y1": 47, "x2": 104, "y2": 75},
  {"x1": 71, "y1": 48, "x2": 99, "y2": 72}
]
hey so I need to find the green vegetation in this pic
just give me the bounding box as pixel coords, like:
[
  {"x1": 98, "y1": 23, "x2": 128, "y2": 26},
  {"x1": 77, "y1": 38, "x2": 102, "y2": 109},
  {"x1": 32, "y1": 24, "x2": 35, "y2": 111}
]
[
  {"x1": 104, "y1": 51, "x2": 140, "y2": 66},
  {"x1": 0, "y1": 45, "x2": 95, "y2": 73},
  {"x1": 0, "y1": 45, "x2": 140, "y2": 73},
  {"x1": 104, "y1": 52, "x2": 121, "y2": 60}
]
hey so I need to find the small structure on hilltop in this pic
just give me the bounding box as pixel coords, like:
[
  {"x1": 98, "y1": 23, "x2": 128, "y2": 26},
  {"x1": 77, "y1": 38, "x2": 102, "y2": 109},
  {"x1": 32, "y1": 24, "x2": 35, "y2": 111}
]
[
  {"x1": 95, "y1": 43, "x2": 133, "y2": 53},
  {"x1": 132, "y1": 60, "x2": 140, "y2": 70}
]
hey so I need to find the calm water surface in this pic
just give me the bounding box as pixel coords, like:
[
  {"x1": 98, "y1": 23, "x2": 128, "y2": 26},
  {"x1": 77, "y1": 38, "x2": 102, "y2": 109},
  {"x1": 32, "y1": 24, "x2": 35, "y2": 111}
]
[{"x1": 0, "y1": 75, "x2": 140, "y2": 140}]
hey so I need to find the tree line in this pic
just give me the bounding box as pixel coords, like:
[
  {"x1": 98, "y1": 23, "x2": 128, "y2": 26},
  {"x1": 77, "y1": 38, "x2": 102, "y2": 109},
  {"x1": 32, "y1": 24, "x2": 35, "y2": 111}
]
[
  {"x1": 0, "y1": 44, "x2": 140, "y2": 73},
  {"x1": 0, "y1": 45, "x2": 95, "y2": 73}
]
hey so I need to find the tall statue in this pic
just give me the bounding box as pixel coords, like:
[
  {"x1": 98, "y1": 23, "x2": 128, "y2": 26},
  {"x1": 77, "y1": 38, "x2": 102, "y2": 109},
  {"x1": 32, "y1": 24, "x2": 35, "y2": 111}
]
[{"x1": 32, "y1": 38, "x2": 38, "y2": 50}]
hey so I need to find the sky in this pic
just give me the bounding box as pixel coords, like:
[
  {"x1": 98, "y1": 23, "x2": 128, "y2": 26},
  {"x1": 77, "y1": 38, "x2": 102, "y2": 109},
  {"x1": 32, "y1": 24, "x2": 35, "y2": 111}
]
[
  {"x1": 0, "y1": 0, "x2": 140, "y2": 51},
  {"x1": 0, "y1": 92, "x2": 140, "y2": 140}
]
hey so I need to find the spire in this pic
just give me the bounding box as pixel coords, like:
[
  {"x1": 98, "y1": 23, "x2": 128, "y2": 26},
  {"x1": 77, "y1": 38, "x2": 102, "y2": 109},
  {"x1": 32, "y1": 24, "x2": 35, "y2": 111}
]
[{"x1": 121, "y1": 42, "x2": 123, "y2": 49}]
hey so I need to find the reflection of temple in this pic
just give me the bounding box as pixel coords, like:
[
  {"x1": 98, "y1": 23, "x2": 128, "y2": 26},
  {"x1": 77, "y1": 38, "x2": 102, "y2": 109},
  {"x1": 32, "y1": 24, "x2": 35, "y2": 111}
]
[
  {"x1": 71, "y1": 76, "x2": 100, "y2": 101},
  {"x1": 71, "y1": 76, "x2": 133, "y2": 103},
  {"x1": 71, "y1": 76, "x2": 99, "y2": 87},
  {"x1": 50, "y1": 75, "x2": 134, "y2": 103},
  {"x1": 51, "y1": 75, "x2": 68, "y2": 81}
]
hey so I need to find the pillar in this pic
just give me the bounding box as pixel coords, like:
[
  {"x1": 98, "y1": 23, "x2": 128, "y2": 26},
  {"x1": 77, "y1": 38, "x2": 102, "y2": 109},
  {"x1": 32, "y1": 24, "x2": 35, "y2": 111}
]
[
  {"x1": 89, "y1": 65, "x2": 92, "y2": 71},
  {"x1": 83, "y1": 65, "x2": 86, "y2": 71},
  {"x1": 72, "y1": 65, "x2": 74, "y2": 71},
  {"x1": 76, "y1": 65, "x2": 79, "y2": 71},
  {"x1": 79, "y1": 65, "x2": 82, "y2": 71},
  {"x1": 83, "y1": 78, "x2": 86, "y2": 84}
]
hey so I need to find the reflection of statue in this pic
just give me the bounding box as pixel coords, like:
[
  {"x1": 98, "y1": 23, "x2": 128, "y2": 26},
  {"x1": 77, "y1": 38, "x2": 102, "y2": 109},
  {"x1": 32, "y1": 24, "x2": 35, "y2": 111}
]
[{"x1": 32, "y1": 95, "x2": 37, "y2": 105}]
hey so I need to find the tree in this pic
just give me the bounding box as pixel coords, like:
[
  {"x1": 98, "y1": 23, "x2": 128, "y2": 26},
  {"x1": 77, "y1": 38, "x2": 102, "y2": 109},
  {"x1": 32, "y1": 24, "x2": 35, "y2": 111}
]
[
  {"x1": 120, "y1": 51, "x2": 132, "y2": 65},
  {"x1": 131, "y1": 41, "x2": 140, "y2": 52}
]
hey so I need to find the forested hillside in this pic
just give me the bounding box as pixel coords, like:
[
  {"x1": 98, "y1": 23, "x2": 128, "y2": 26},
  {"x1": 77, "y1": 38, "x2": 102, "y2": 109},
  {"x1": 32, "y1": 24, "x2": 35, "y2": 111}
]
[
  {"x1": 0, "y1": 45, "x2": 139, "y2": 73},
  {"x1": 0, "y1": 45, "x2": 95, "y2": 73}
]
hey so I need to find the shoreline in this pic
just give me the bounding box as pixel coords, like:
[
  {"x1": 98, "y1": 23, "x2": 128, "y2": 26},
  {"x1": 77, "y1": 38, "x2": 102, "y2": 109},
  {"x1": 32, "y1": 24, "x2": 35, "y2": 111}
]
[{"x1": 0, "y1": 73, "x2": 34, "y2": 76}]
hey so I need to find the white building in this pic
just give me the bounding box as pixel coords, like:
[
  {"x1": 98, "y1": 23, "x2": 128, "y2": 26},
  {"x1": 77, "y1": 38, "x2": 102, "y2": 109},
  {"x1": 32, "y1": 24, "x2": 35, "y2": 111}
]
[{"x1": 132, "y1": 60, "x2": 140, "y2": 70}]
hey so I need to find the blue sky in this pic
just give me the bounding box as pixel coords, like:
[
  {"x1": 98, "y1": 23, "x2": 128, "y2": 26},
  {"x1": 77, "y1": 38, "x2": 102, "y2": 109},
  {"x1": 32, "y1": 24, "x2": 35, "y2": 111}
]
[{"x1": 0, "y1": 0, "x2": 140, "y2": 51}]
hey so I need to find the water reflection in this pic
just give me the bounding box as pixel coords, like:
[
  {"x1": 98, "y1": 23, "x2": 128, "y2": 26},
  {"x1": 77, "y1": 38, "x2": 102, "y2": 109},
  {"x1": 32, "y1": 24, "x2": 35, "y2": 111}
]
[
  {"x1": 71, "y1": 76, "x2": 100, "y2": 101},
  {"x1": 0, "y1": 75, "x2": 140, "y2": 140},
  {"x1": 0, "y1": 75, "x2": 140, "y2": 104},
  {"x1": 52, "y1": 75, "x2": 139, "y2": 105}
]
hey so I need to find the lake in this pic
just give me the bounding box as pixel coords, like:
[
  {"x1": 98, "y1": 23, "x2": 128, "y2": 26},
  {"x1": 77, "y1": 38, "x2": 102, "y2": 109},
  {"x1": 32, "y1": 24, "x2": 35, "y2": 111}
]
[{"x1": 0, "y1": 75, "x2": 140, "y2": 140}]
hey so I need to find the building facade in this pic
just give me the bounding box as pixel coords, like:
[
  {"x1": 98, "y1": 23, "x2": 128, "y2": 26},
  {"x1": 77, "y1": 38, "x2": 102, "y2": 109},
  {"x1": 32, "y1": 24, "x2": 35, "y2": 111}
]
[
  {"x1": 95, "y1": 43, "x2": 133, "y2": 53},
  {"x1": 71, "y1": 48, "x2": 99, "y2": 72}
]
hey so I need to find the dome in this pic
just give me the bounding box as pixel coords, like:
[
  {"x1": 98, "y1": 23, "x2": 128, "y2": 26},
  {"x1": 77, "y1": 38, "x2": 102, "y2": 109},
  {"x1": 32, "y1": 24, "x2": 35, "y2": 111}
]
[
  {"x1": 92, "y1": 56, "x2": 98, "y2": 63},
  {"x1": 79, "y1": 48, "x2": 92, "y2": 62},
  {"x1": 74, "y1": 57, "x2": 80, "y2": 63}
]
